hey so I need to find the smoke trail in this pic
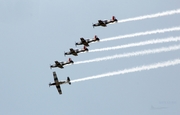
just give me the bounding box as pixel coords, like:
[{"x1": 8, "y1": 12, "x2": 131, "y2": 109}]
[
  {"x1": 71, "y1": 58, "x2": 180, "y2": 83},
  {"x1": 74, "y1": 45, "x2": 180, "y2": 64},
  {"x1": 89, "y1": 37, "x2": 180, "y2": 53},
  {"x1": 117, "y1": 9, "x2": 180, "y2": 23},
  {"x1": 101, "y1": 26, "x2": 180, "y2": 42}
]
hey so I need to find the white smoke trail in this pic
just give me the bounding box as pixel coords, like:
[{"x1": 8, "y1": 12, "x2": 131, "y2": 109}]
[
  {"x1": 101, "y1": 26, "x2": 180, "y2": 42},
  {"x1": 89, "y1": 37, "x2": 180, "y2": 53},
  {"x1": 72, "y1": 58, "x2": 180, "y2": 83},
  {"x1": 117, "y1": 9, "x2": 180, "y2": 23},
  {"x1": 74, "y1": 45, "x2": 180, "y2": 65}
]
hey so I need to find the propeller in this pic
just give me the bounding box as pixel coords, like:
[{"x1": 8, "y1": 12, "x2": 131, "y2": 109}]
[
  {"x1": 92, "y1": 23, "x2": 94, "y2": 28},
  {"x1": 75, "y1": 41, "x2": 77, "y2": 47}
]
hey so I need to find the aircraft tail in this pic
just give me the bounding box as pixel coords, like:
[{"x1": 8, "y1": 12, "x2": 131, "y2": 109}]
[
  {"x1": 94, "y1": 35, "x2": 97, "y2": 39},
  {"x1": 94, "y1": 35, "x2": 100, "y2": 41},
  {"x1": 68, "y1": 58, "x2": 74, "y2": 64},
  {"x1": 112, "y1": 16, "x2": 115, "y2": 20},
  {"x1": 84, "y1": 45, "x2": 86, "y2": 49},
  {"x1": 68, "y1": 58, "x2": 71, "y2": 62},
  {"x1": 112, "y1": 16, "x2": 118, "y2": 22},
  {"x1": 84, "y1": 46, "x2": 89, "y2": 51},
  {"x1": 67, "y1": 77, "x2": 71, "y2": 85}
]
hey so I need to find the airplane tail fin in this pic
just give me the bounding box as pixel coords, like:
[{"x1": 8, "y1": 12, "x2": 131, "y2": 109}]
[
  {"x1": 68, "y1": 58, "x2": 71, "y2": 62},
  {"x1": 84, "y1": 46, "x2": 88, "y2": 51},
  {"x1": 112, "y1": 16, "x2": 118, "y2": 22},
  {"x1": 94, "y1": 35, "x2": 97, "y2": 39},
  {"x1": 84, "y1": 45, "x2": 86, "y2": 50},
  {"x1": 68, "y1": 58, "x2": 74, "y2": 64},
  {"x1": 67, "y1": 77, "x2": 71, "y2": 85},
  {"x1": 112, "y1": 16, "x2": 115, "y2": 20},
  {"x1": 94, "y1": 35, "x2": 100, "y2": 41}
]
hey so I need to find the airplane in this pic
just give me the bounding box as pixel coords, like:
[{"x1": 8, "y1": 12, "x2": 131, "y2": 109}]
[
  {"x1": 64, "y1": 46, "x2": 88, "y2": 56},
  {"x1": 75, "y1": 35, "x2": 100, "y2": 47},
  {"x1": 93, "y1": 16, "x2": 118, "y2": 28},
  {"x1": 49, "y1": 71, "x2": 71, "y2": 95},
  {"x1": 50, "y1": 58, "x2": 74, "y2": 69}
]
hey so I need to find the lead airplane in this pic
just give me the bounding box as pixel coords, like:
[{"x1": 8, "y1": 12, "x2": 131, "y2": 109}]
[
  {"x1": 49, "y1": 72, "x2": 71, "y2": 95},
  {"x1": 75, "y1": 35, "x2": 100, "y2": 47},
  {"x1": 93, "y1": 16, "x2": 118, "y2": 28},
  {"x1": 50, "y1": 58, "x2": 74, "y2": 69},
  {"x1": 64, "y1": 46, "x2": 88, "y2": 56}
]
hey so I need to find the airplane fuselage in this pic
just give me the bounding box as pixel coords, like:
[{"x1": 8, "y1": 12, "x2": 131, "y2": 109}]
[
  {"x1": 49, "y1": 81, "x2": 67, "y2": 86},
  {"x1": 57, "y1": 64, "x2": 64, "y2": 68},
  {"x1": 72, "y1": 52, "x2": 78, "y2": 56},
  {"x1": 93, "y1": 18, "x2": 117, "y2": 27},
  {"x1": 82, "y1": 42, "x2": 89, "y2": 46},
  {"x1": 65, "y1": 51, "x2": 78, "y2": 56}
]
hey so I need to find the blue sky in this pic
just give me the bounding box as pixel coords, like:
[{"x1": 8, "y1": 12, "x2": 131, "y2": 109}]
[{"x1": 1, "y1": 0, "x2": 180, "y2": 115}]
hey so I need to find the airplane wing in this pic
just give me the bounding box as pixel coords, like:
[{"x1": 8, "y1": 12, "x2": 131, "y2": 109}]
[
  {"x1": 53, "y1": 72, "x2": 59, "y2": 83},
  {"x1": 70, "y1": 48, "x2": 75, "y2": 53},
  {"x1": 98, "y1": 20, "x2": 103, "y2": 24},
  {"x1": 56, "y1": 84, "x2": 62, "y2": 94},
  {"x1": 97, "y1": 20, "x2": 107, "y2": 27},
  {"x1": 53, "y1": 72, "x2": 62, "y2": 94},
  {"x1": 80, "y1": 38, "x2": 89, "y2": 46},
  {"x1": 70, "y1": 48, "x2": 78, "y2": 56},
  {"x1": 54, "y1": 61, "x2": 64, "y2": 68},
  {"x1": 80, "y1": 38, "x2": 86, "y2": 42},
  {"x1": 55, "y1": 61, "x2": 60, "y2": 65}
]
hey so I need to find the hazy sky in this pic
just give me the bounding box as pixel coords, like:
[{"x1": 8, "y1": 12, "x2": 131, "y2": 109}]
[{"x1": 1, "y1": 0, "x2": 180, "y2": 115}]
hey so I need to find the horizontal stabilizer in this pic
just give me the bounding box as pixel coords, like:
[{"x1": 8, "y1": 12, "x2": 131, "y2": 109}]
[{"x1": 67, "y1": 77, "x2": 71, "y2": 85}]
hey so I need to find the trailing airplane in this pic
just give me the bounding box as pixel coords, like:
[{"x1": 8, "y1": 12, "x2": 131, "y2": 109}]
[
  {"x1": 93, "y1": 16, "x2": 118, "y2": 28},
  {"x1": 50, "y1": 58, "x2": 74, "y2": 69},
  {"x1": 49, "y1": 72, "x2": 71, "y2": 95},
  {"x1": 75, "y1": 35, "x2": 100, "y2": 47},
  {"x1": 64, "y1": 46, "x2": 88, "y2": 56}
]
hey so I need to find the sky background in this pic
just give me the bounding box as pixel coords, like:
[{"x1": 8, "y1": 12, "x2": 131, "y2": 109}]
[{"x1": 1, "y1": 0, "x2": 180, "y2": 115}]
